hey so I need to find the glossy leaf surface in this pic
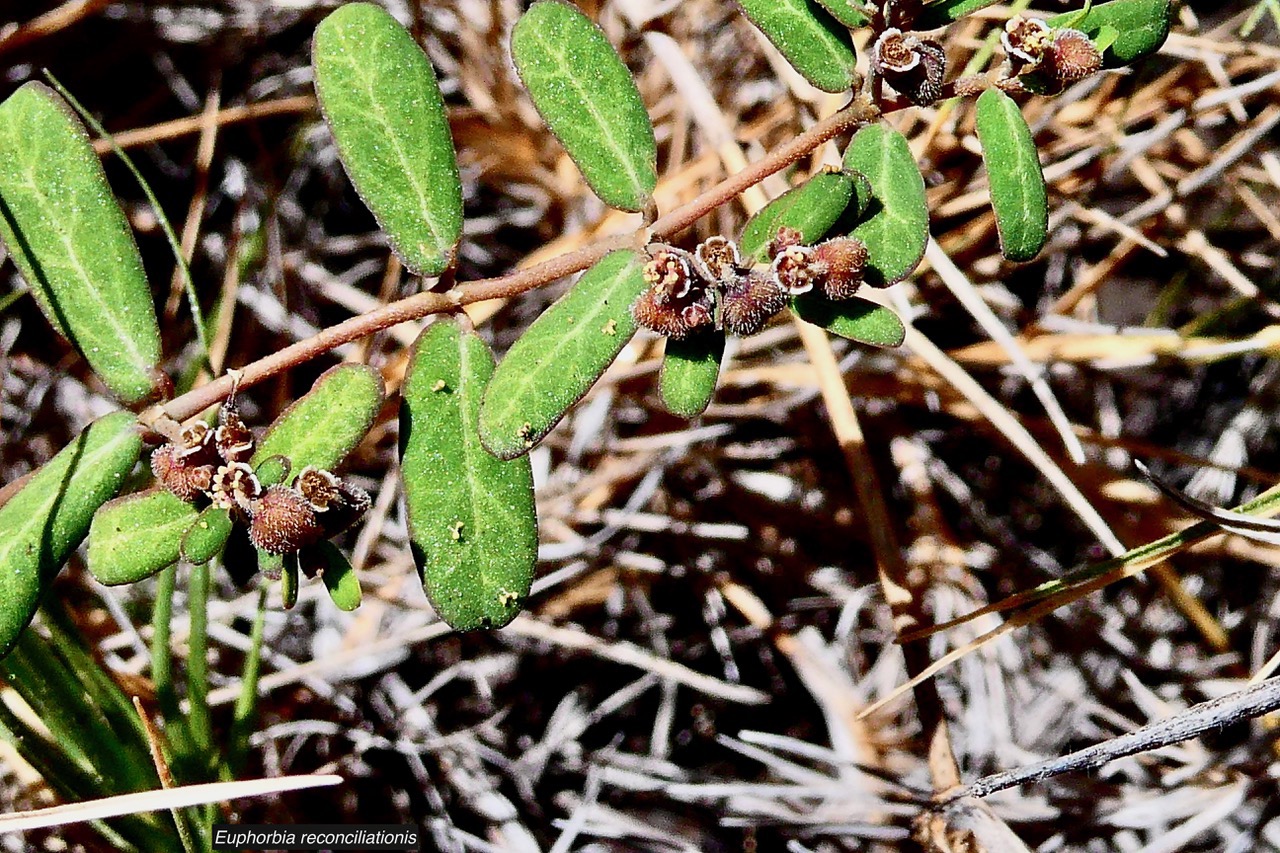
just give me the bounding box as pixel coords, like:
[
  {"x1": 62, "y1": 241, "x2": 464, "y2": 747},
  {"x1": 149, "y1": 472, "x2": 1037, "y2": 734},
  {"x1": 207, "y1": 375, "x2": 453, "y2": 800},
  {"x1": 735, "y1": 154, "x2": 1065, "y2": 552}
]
[
  {"x1": 843, "y1": 125, "x2": 928, "y2": 287},
  {"x1": 736, "y1": 0, "x2": 859, "y2": 93},
  {"x1": 315, "y1": 541, "x2": 362, "y2": 612},
  {"x1": 181, "y1": 505, "x2": 234, "y2": 565},
  {"x1": 976, "y1": 89, "x2": 1048, "y2": 262},
  {"x1": 739, "y1": 170, "x2": 855, "y2": 263},
  {"x1": 313, "y1": 3, "x2": 462, "y2": 275},
  {"x1": 511, "y1": 1, "x2": 657, "y2": 212},
  {"x1": 402, "y1": 318, "x2": 537, "y2": 630},
  {"x1": 792, "y1": 294, "x2": 906, "y2": 347},
  {"x1": 252, "y1": 364, "x2": 384, "y2": 480},
  {"x1": 480, "y1": 250, "x2": 646, "y2": 459},
  {"x1": 0, "y1": 83, "x2": 163, "y2": 404},
  {"x1": 88, "y1": 488, "x2": 196, "y2": 584},
  {"x1": 1048, "y1": 0, "x2": 1171, "y2": 66},
  {"x1": 660, "y1": 332, "x2": 725, "y2": 419},
  {"x1": 0, "y1": 412, "x2": 141, "y2": 657},
  {"x1": 917, "y1": 0, "x2": 1002, "y2": 29}
]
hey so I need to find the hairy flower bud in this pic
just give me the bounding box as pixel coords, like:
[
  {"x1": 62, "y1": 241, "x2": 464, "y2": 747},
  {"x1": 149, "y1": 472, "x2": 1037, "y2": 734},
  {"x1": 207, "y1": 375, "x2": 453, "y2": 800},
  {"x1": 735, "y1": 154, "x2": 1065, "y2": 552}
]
[
  {"x1": 215, "y1": 404, "x2": 255, "y2": 464},
  {"x1": 873, "y1": 28, "x2": 947, "y2": 106},
  {"x1": 811, "y1": 237, "x2": 870, "y2": 299},
  {"x1": 692, "y1": 236, "x2": 748, "y2": 283},
  {"x1": 1002, "y1": 18, "x2": 1101, "y2": 93},
  {"x1": 249, "y1": 485, "x2": 325, "y2": 554},
  {"x1": 1046, "y1": 29, "x2": 1103, "y2": 84},
  {"x1": 767, "y1": 227, "x2": 806, "y2": 262},
  {"x1": 771, "y1": 245, "x2": 818, "y2": 296},
  {"x1": 151, "y1": 443, "x2": 214, "y2": 503},
  {"x1": 634, "y1": 247, "x2": 718, "y2": 339},
  {"x1": 719, "y1": 270, "x2": 788, "y2": 337}
]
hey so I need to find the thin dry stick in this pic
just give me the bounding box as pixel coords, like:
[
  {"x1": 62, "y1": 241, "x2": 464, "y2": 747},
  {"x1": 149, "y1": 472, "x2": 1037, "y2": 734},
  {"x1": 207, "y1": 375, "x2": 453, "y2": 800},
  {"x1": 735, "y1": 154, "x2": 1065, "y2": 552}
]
[
  {"x1": 0, "y1": 0, "x2": 108, "y2": 53},
  {"x1": 131, "y1": 696, "x2": 196, "y2": 853},
  {"x1": 91, "y1": 96, "x2": 317, "y2": 154},
  {"x1": 164, "y1": 86, "x2": 221, "y2": 321}
]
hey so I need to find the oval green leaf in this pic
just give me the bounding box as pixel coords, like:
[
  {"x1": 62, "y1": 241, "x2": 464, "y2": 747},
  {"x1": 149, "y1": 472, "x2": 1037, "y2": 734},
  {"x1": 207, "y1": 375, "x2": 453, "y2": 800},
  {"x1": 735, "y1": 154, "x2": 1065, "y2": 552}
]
[
  {"x1": 402, "y1": 317, "x2": 537, "y2": 631},
  {"x1": 814, "y1": 0, "x2": 870, "y2": 28},
  {"x1": 736, "y1": 0, "x2": 858, "y2": 93},
  {"x1": 511, "y1": 1, "x2": 657, "y2": 212},
  {"x1": 253, "y1": 455, "x2": 291, "y2": 489},
  {"x1": 88, "y1": 488, "x2": 196, "y2": 584},
  {"x1": 1048, "y1": 0, "x2": 1171, "y2": 67},
  {"x1": 917, "y1": 0, "x2": 1003, "y2": 29},
  {"x1": 0, "y1": 83, "x2": 163, "y2": 405},
  {"x1": 0, "y1": 412, "x2": 141, "y2": 657},
  {"x1": 842, "y1": 125, "x2": 929, "y2": 287},
  {"x1": 181, "y1": 505, "x2": 233, "y2": 565},
  {"x1": 739, "y1": 169, "x2": 856, "y2": 263},
  {"x1": 792, "y1": 294, "x2": 906, "y2": 347},
  {"x1": 313, "y1": 3, "x2": 463, "y2": 276},
  {"x1": 975, "y1": 89, "x2": 1048, "y2": 262},
  {"x1": 660, "y1": 332, "x2": 725, "y2": 419},
  {"x1": 252, "y1": 363, "x2": 385, "y2": 480},
  {"x1": 314, "y1": 541, "x2": 362, "y2": 612},
  {"x1": 479, "y1": 249, "x2": 647, "y2": 459}
]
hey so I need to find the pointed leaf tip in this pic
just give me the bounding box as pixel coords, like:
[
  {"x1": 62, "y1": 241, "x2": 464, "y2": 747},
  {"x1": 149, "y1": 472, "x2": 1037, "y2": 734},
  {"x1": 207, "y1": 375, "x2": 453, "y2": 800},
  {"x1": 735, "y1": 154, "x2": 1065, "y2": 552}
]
[
  {"x1": 401, "y1": 317, "x2": 537, "y2": 631},
  {"x1": 479, "y1": 250, "x2": 647, "y2": 459},
  {"x1": 1, "y1": 413, "x2": 141, "y2": 657},
  {"x1": 313, "y1": 3, "x2": 463, "y2": 276},
  {"x1": 511, "y1": 1, "x2": 657, "y2": 212},
  {"x1": 976, "y1": 89, "x2": 1048, "y2": 262},
  {"x1": 0, "y1": 83, "x2": 163, "y2": 405}
]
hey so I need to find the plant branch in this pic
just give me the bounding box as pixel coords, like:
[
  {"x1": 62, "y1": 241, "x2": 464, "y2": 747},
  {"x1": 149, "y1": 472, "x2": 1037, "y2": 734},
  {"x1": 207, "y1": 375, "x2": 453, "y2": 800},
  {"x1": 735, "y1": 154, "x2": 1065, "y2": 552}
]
[{"x1": 149, "y1": 96, "x2": 880, "y2": 427}]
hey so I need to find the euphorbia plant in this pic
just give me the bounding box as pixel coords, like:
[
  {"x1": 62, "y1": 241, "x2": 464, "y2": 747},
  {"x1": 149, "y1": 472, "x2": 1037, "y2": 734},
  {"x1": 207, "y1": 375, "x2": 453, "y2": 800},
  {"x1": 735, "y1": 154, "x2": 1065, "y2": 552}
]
[{"x1": 0, "y1": 0, "x2": 1173, "y2": 826}]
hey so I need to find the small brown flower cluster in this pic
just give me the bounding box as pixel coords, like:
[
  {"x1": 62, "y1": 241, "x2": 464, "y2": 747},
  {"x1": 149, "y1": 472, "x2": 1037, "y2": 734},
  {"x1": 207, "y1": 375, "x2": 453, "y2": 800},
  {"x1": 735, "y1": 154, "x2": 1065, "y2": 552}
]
[
  {"x1": 999, "y1": 17, "x2": 1103, "y2": 95},
  {"x1": 871, "y1": 28, "x2": 947, "y2": 106},
  {"x1": 152, "y1": 402, "x2": 370, "y2": 556},
  {"x1": 633, "y1": 229, "x2": 869, "y2": 339}
]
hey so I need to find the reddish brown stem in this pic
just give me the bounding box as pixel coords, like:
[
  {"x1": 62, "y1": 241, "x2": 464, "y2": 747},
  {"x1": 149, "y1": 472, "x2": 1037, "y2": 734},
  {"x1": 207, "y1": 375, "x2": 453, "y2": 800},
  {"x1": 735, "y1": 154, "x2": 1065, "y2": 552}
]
[{"x1": 148, "y1": 97, "x2": 880, "y2": 428}]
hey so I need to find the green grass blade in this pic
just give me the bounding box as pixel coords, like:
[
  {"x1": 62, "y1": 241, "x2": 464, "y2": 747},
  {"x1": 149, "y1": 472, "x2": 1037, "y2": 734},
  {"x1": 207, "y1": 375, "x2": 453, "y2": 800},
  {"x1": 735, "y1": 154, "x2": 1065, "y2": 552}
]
[
  {"x1": 975, "y1": 89, "x2": 1048, "y2": 262},
  {"x1": 511, "y1": 1, "x2": 657, "y2": 212},
  {"x1": 479, "y1": 250, "x2": 647, "y2": 459},
  {"x1": 739, "y1": 169, "x2": 856, "y2": 263},
  {"x1": 0, "y1": 83, "x2": 164, "y2": 404},
  {"x1": 88, "y1": 488, "x2": 197, "y2": 584},
  {"x1": 313, "y1": 3, "x2": 463, "y2": 276},
  {"x1": 251, "y1": 363, "x2": 385, "y2": 478},
  {"x1": 792, "y1": 294, "x2": 906, "y2": 346},
  {"x1": 0, "y1": 412, "x2": 141, "y2": 658},
  {"x1": 843, "y1": 125, "x2": 929, "y2": 287},
  {"x1": 1048, "y1": 0, "x2": 1171, "y2": 66},
  {"x1": 737, "y1": 0, "x2": 859, "y2": 93},
  {"x1": 660, "y1": 332, "x2": 726, "y2": 419},
  {"x1": 226, "y1": 583, "x2": 268, "y2": 776},
  {"x1": 402, "y1": 317, "x2": 537, "y2": 630}
]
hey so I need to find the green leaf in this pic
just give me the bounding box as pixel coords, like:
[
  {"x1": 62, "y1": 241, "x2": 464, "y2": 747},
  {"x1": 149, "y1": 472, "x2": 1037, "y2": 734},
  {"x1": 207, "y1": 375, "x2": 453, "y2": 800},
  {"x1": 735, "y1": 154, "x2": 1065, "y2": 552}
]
[
  {"x1": 252, "y1": 363, "x2": 385, "y2": 479},
  {"x1": 792, "y1": 294, "x2": 906, "y2": 347},
  {"x1": 402, "y1": 317, "x2": 537, "y2": 631},
  {"x1": 660, "y1": 332, "x2": 725, "y2": 419},
  {"x1": 1048, "y1": 0, "x2": 1171, "y2": 66},
  {"x1": 917, "y1": 0, "x2": 1003, "y2": 29},
  {"x1": 0, "y1": 412, "x2": 140, "y2": 657},
  {"x1": 314, "y1": 541, "x2": 362, "y2": 612},
  {"x1": 280, "y1": 552, "x2": 299, "y2": 610},
  {"x1": 253, "y1": 455, "x2": 291, "y2": 489},
  {"x1": 181, "y1": 505, "x2": 233, "y2": 565},
  {"x1": 842, "y1": 125, "x2": 928, "y2": 287},
  {"x1": 736, "y1": 0, "x2": 859, "y2": 93},
  {"x1": 0, "y1": 83, "x2": 163, "y2": 405},
  {"x1": 313, "y1": 3, "x2": 463, "y2": 276},
  {"x1": 739, "y1": 169, "x2": 856, "y2": 263},
  {"x1": 88, "y1": 488, "x2": 196, "y2": 584},
  {"x1": 814, "y1": 0, "x2": 870, "y2": 28},
  {"x1": 479, "y1": 250, "x2": 646, "y2": 459},
  {"x1": 511, "y1": 1, "x2": 657, "y2": 212},
  {"x1": 975, "y1": 89, "x2": 1048, "y2": 262}
]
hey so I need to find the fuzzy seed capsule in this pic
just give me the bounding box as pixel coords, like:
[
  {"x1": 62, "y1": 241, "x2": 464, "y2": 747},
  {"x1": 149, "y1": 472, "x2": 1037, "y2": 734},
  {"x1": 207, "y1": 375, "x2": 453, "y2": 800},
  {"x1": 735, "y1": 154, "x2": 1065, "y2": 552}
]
[
  {"x1": 719, "y1": 270, "x2": 788, "y2": 337},
  {"x1": 249, "y1": 485, "x2": 325, "y2": 555},
  {"x1": 1046, "y1": 29, "x2": 1102, "y2": 84},
  {"x1": 634, "y1": 247, "x2": 718, "y2": 339},
  {"x1": 812, "y1": 237, "x2": 870, "y2": 299},
  {"x1": 151, "y1": 443, "x2": 215, "y2": 503}
]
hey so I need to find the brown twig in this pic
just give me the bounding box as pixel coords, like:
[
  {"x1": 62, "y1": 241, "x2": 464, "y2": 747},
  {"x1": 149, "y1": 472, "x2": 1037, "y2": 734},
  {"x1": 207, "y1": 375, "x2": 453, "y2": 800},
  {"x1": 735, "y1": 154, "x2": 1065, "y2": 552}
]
[{"x1": 146, "y1": 97, "x2": 880, "y2": 428}]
